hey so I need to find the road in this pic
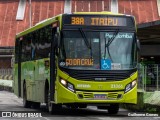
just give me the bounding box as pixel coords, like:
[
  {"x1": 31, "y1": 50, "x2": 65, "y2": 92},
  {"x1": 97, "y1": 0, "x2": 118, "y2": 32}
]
[{"x1": 0, "y1": 91, "x2": 160, "y2": 120}]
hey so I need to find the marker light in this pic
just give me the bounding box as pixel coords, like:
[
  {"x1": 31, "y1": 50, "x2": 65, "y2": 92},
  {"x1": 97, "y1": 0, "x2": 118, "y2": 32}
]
[{"x1": 67, "y1": 83, "x2": 74, "y2": 92}]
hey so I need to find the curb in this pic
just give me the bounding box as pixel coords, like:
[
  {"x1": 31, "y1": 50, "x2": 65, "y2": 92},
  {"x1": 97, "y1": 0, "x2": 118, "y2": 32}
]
[
  {"x1": 0, "y1": 79, "x2": 13, "y2": 92},
  {"x1": 0, "y1": 85, "x2": 13, "y2": 92}
]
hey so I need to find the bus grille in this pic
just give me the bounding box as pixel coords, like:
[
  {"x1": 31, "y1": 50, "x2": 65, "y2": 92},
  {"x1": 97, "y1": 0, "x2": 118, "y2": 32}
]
[
  {"x1": 83, "y1": 92, "x2": 93, "y2": 99},
  {"x1": 60, "y1": 67, "x2": 137, "y2": 81},
  {"x1": 77, "y1": 92, "x2": 122, "y2": 100},
  {"x1": 107, "y1": 93, "x2": 118, "y2": 99}
]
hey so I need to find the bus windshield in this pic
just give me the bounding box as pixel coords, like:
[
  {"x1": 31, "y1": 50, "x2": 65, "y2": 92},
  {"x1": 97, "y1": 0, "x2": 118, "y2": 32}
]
[{"x1": 59, "y1": 30, "x2": 137, "y2": 70}]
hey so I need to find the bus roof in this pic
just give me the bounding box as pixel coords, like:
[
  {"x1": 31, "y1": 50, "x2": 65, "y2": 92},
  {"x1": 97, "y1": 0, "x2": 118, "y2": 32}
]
[{"x1": 16, "y1": 14, "x2": 62, "y2": 38}]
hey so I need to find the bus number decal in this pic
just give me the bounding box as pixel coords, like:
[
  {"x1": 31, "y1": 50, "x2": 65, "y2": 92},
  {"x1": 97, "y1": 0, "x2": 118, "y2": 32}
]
[{"x1": 111, "y1": 84, "x2": 123, "y2": 89}]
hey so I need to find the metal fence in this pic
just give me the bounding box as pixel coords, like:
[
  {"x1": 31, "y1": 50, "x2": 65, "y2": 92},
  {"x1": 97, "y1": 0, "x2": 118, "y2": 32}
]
[
  {"x1": 0, "y1": 69, "x2": 12, "y2": 75},
  {"x1": 138, "y1": 64, "x2": 160, "y2": 92},
  {"x1": 0, "y1": 68, "x2": 13, "y2": 80}
]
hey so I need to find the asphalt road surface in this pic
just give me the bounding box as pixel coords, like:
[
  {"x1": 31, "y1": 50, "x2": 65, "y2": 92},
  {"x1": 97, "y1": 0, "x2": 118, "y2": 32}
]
[{"x1": 0, "y1": 91, "x2": 160, "y2": 120}]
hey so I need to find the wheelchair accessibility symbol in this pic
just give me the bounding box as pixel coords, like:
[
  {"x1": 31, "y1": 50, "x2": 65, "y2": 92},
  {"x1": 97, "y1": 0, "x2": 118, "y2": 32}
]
[{"x1": 101, "y1": 59, "x2": 111, "y2": 70}]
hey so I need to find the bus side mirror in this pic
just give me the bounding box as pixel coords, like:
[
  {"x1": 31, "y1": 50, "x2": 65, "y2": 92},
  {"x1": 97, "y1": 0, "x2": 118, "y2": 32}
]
[
  {"x1": 137, "y1": 39, "x2": 141, "y2": 62},
  {"x1": 54, "y1": 32, "x2": 61, "y2": 46},
  {"x1": 54, "y1": 33, "x2": 60, "y2": 55},
  {"x1": 54, "y1": 34, "x2": 58, "y2": 47}
]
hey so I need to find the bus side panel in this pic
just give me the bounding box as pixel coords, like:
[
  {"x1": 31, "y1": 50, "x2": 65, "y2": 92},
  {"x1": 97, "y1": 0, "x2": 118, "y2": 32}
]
[
  {"x1": 20, "y1": 59, "x2": 38, "y2": 101},
  {"x1": 23, "y1": 59, "x2": 50, "y2": 103},
  {"x1": 34, "y1": 80, "x2": 45, "y2": 102},
  {"x1": 21, "y1": 61, "x2": 33, "y2": 101},
  {"x1": 35, "y1": 59, "x2": 50, "y2": 103},
  {"x1": 124, "y1": 85, "x2": 137, "y2": 104},
  {"x1": 14, "y1": 59, "x2": 49, "y2": 103}
]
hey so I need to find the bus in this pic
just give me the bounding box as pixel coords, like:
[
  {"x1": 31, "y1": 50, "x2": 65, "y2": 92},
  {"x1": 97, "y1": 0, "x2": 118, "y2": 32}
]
[{"x1": 14, "y1": 12, "x2": 139, "y2": 114}]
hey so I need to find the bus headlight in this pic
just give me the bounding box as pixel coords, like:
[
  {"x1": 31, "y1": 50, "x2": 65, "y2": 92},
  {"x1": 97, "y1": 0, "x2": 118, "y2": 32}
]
[
  {"x1": 124, "y1": 80, "x2": 137, "y2": 93},
  {"x1": 60, "y1": 79, "x2": 67, "y2": 86},
  {"x1": 60, "y1": 79, "x2": 75, "y2": 92}
]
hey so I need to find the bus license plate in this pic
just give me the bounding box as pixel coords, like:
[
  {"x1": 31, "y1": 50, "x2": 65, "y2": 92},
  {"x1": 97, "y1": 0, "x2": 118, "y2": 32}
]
[{"x1": 94, "y1": 94, "x2": 107, "y2": 99}]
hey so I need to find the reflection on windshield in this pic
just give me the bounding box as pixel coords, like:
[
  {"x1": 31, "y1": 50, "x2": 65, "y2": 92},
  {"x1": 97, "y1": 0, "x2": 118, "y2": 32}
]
[
  {"x1": 104, "y1": 29, "x2": 119, "y2": 62},
  {"x1": 59, "y1": 31, "x2": 137, "y2": 70},
  {"x1": 101, "y1": 32, "x2": 136, "y2": 70}
]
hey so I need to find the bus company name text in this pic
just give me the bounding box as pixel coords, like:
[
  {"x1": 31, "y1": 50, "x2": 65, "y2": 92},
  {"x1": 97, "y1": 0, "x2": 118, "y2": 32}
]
[{"x1": 1, "y1": 112, "x2": 42, "y2": 118}]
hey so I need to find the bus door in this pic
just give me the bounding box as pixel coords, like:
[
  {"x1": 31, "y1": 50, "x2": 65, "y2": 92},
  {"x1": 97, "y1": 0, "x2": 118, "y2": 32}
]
[
  {"x1": 50, "y1": 24, "x2": 59, "y2": 102},
  {"x1": 17, "y1": 39, "x2": 22, "y2": 97}
]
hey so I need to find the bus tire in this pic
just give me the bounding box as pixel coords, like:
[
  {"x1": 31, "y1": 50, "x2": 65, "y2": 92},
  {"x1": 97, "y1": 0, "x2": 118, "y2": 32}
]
[
  {"x1": 108, "y1": 104, "x2": 119, "y2": 114},
  {"x1": 47, "y1": 92, "x2": 53, "y2": 114},
  {"x1": 47, "y1": 90, "x2": 62, "y2": 114},
  {"x1": 48, "y1": 103, "x2": 55, "y2": 114},
  {"x1": 23, "y1": 83, "x2": 31, "y2": 108}
]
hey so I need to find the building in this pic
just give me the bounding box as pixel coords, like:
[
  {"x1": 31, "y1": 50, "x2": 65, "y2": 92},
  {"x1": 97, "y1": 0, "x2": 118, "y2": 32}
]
[{"x1": 0, "y1": 0, "x2": 160, "y2": 79}]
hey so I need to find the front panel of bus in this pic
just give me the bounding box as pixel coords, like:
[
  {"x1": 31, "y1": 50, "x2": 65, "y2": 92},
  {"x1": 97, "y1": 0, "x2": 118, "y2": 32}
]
[{"x1": 56, "y1": 14, "x2": 137, "y2": 104}]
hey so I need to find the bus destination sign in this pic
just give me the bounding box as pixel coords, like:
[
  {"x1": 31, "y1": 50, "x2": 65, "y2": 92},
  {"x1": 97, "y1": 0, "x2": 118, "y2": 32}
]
[{"x1": 63, "y1": 15, "x2": 132, "y2": 27}]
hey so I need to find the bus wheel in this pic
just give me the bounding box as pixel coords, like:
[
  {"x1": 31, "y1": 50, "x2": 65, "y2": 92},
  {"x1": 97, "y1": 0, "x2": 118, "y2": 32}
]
[
  {"x1": 23, "y1": 84, "x2": 31, "y2": 108},
  {"x1": 47, "y1": 91, "x2": 61, "y2": 114},
  {"x1": 48, "y1": 96, "x2": 54, "y2": 114},
  {"x1": 108, "y1": 104, "x2": 119, "y2": 114}
]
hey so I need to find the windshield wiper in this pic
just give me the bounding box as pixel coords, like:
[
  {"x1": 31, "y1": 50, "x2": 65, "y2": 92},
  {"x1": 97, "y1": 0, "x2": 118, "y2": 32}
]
[
  {"x1": 61, "y1": 32, "x2": 66, "y2": 60},
  {"x1": 79, "y1": 28, "x2": 93, "y2": 58},
  {"x1": 104, "y1": 30, "x2": 119, "y2": 61},
  {"x1": 79, "y1": 28, "x2": 91, "y2": 49}
]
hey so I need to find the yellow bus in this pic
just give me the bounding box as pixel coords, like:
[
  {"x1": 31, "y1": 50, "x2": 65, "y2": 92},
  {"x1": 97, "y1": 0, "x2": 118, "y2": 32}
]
[{"x1": 14, "y1": 12, "x2": 139, "y2": 114}]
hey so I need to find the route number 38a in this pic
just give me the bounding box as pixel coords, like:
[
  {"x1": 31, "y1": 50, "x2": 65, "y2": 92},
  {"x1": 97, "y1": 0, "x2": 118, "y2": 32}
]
[
  {"x1": 111, "y1": 84, "x2": 123, "y2": 89},
  {"x1": 71, "y1": 17, "x2": 84, "y2": 25}
]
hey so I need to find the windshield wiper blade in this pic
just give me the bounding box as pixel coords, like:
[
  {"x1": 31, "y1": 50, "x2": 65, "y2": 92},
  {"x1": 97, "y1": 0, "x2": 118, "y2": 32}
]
[
  {"x1": 79, "y1": 28, "x2": 91, "y2": 49},
  {"x1": 79, "y1": 28, "x2": 93, "y2": 59},
  {"x1": 61, "y1": 32, "x2": 66, "y2": 59}
]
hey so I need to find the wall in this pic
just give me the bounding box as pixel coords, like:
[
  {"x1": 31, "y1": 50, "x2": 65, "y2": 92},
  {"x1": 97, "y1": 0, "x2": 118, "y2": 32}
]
[
  {"x1": 0, "y1": 0, "x2": 159, "y2": 47},
  {"x1": 141, "y1": 45, "x2": 160, "y2": 56}
]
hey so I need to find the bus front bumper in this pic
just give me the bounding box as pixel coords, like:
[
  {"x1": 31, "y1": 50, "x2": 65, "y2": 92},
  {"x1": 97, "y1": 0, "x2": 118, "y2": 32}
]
[{"x1": 55, "y1": 83, "x2": 137, "y2": 104}]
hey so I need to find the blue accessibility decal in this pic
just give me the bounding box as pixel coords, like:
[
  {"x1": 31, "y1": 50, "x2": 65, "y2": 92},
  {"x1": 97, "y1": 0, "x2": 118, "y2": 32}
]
[{"x1": 101, "y1": 59, "x2": 111, "y2": 70}]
